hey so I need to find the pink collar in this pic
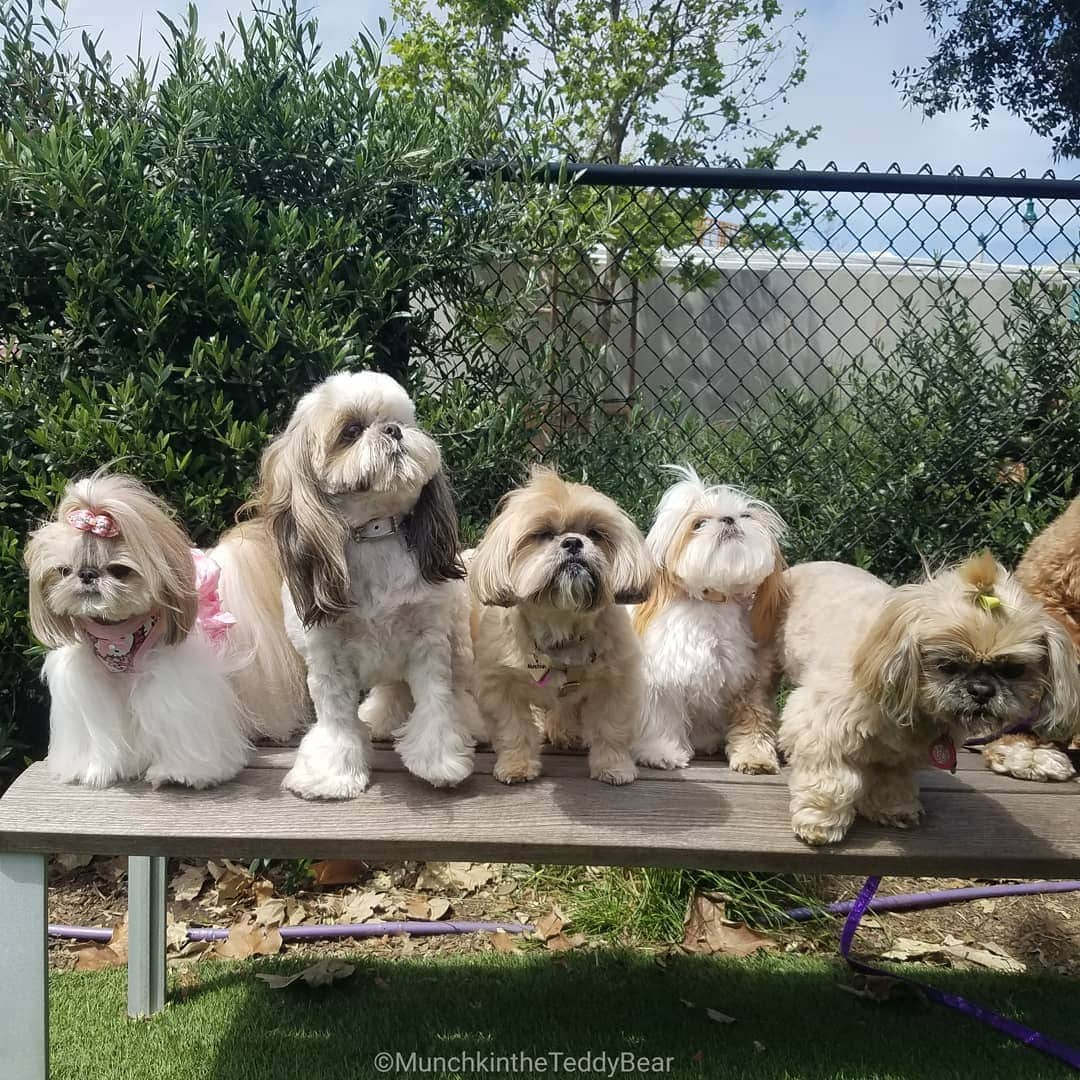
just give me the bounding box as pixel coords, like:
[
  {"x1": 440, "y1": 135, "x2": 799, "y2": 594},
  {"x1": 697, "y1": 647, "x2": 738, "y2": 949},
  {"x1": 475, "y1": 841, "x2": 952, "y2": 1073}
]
[{"x1": 77, "y1": 611, "x2": 165, "y2": 673}]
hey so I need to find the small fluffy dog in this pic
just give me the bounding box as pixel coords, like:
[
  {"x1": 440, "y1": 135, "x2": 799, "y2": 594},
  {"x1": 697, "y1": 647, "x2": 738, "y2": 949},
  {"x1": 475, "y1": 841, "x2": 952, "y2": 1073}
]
[
  {"x1": 255, "y1": 370, "x2": 479, "y2": 798},
  {"x1": 469, "y1": 468, "x2": 653, "y2": 785},
  {"x1": 1015, "y1": 495, "x2": 1080, "y2": 652},
  {"x1": 632, "y1": 467, "x2": 787, "y2": 773},
  {"x1": 24, "y1": 473, "x2": 250, "y2": 788},
  {"x1": 778, "y1": 554, "x2": 1080, "y2": 845}
]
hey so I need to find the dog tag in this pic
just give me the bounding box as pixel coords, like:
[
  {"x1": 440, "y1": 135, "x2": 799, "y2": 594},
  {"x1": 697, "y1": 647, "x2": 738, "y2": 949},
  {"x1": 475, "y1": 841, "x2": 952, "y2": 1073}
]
[{"x1": 929, "y1": 736, "x2": 957, "y2": 773}]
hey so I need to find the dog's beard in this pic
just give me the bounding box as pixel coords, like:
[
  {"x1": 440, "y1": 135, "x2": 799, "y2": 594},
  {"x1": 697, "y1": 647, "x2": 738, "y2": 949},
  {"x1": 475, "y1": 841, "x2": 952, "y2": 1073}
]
[
  {"x1": 919, "y1": 674, "x2": 1035, "y2": 737},
  {"x1": 676, "y1": 528, "x2": 776, "y2": 596},
  {"x1": 544, "y1": 558, "x2": 601, "y2": 611}
]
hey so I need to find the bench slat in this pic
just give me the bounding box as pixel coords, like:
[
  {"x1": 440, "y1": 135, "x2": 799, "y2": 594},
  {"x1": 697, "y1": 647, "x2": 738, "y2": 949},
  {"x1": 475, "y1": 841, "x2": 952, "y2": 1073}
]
[{"x1": 1, "y1": 761, "x2": 1076, "y2": 877}]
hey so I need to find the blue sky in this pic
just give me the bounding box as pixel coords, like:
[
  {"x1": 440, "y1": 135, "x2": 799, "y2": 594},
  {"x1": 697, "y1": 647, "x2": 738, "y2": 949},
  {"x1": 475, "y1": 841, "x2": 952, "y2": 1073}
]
[{"x1": 64, "y1": 0, "x2": 1080, "y2": 263}]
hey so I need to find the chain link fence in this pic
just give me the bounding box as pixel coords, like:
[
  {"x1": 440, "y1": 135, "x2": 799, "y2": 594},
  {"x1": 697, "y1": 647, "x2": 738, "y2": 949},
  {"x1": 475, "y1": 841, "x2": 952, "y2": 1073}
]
[{"x1": 424, "y1": 164, "x2": 1080, "y2": 581}]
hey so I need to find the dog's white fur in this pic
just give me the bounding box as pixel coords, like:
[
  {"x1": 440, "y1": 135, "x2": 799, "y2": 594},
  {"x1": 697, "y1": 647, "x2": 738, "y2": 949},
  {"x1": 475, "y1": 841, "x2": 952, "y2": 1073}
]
[
  {"x1": 255, "y1": 370, "x2": 479, "y2": 798},
  {"x1": 777, "y1": 555, "x2": 1080, "y2": 845},
  {"x1": 24, "y1": 473, "x2": 250, "y2": 788},
  {"x1": 632, "y1": 467, "x2": 787, "y2": 772},
  {"x1": 469, "y1": 468, "x2": 653, "y2": 785}
]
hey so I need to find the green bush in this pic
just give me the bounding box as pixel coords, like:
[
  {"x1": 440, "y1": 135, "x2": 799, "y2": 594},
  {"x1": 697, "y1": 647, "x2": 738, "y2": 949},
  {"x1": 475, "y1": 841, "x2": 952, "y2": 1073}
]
[{"x1": 0, "y1": 0, "x2": 526, "y2": 766}]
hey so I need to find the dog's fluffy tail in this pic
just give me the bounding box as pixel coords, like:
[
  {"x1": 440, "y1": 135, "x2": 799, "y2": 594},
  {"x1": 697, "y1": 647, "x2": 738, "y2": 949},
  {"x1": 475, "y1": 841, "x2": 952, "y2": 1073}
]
[{"x1": 211, "y1": 520, "x2": 308, "y2": 741}]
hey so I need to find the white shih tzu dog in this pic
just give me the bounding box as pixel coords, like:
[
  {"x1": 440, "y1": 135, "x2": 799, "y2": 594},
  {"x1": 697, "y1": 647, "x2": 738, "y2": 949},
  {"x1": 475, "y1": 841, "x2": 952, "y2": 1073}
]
[
  {"x1": 468, "y1": 467, "x2": 653, "y2": 785},
  {"x1": 778, "y1": 553, "x2": 1080, "y2": 845},
  {"x1": 24, "y1": 473, "x2": 253, "y2": 788},
  {"x1": 255, "y1": 370, "x2": 479, "y2": 798},
  {"x1": 632, "y1": 467, "x2": 787, "y2": 773}
]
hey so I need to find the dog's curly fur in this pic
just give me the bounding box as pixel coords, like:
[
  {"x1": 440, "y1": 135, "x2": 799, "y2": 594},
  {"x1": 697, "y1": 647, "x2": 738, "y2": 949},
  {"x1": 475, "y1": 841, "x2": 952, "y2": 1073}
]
[{"x1": 1016, "y1": 495, "x2": 1080, "y2": 652}]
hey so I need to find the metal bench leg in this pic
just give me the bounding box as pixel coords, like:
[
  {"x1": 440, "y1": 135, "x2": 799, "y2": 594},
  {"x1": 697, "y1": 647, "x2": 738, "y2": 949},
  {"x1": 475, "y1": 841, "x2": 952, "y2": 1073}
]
[
  {"x1": 127, "y1": 855, "x2": 167, "y2": 1017},
  {"x1": 0, "y1": 852, "x2": 49, "y2": 1080}
]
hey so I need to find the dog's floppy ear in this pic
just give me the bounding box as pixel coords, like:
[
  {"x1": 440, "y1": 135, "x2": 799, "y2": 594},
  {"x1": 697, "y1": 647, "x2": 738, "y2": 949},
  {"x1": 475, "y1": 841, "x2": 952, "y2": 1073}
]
[
  {"x1": 25, "y1": 549, "x2": 80, "y2": 648},
  {"x1": 750, "y1": 548, "x2": 789, "y2": 644},
  {"x1": 851, "y1": 585, "x2": 923, "y2": 723},
  {"x1": 468, "y1": 494, "x2": 519, "y2": 607},
  {"x1": 404, "y1": 470, "x2": 465, "y2": 585},
  {"x1": 609, "y1": 515, "x2": 655, "y2": 606},
  {"x1": 1036, "y1": 620, "x2": 1080, "y2": 741},
  {"x1": 259, "y1": 428, "x2": 349, "y2": 628}
]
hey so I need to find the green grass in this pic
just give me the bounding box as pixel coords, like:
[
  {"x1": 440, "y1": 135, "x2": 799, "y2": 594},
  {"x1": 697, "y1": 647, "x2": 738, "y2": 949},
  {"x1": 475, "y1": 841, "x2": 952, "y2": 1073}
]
[
  {"x1": 51, "y1": 950, "x2": 1080, "y2": 1079},
  {"x1": 530, "y1": 866, "x2": 822, "y2": 941}
]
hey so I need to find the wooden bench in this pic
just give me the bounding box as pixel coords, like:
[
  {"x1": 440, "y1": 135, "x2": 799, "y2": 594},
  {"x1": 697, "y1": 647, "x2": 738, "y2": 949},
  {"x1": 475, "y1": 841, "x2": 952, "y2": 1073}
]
[{"x1": 2, "y1": 745, "x2": 1078, "y2": 1079}]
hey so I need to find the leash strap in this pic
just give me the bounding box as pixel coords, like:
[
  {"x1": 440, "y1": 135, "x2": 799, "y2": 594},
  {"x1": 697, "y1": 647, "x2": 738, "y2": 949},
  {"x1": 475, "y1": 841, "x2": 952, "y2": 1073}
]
[{"x1": 841, "y1": 876, "x2": 1080, "y2": 1071}]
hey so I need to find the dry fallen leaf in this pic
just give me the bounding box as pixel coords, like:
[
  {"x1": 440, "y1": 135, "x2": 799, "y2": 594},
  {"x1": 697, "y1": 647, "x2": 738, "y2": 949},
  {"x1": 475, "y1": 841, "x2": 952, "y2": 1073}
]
[
  {"x1": 286, "y1": 900, "x2": 308, "y2": 927},
  {"x1": 406, "y1": 897, "x2": 432, "y2": 920},
  {"x1": 490, "y1": 930, "x2": 518, "y2": 954},
  {"x1": 545, "y1": 933, "x2": 575, "y2": 952},
  {"x1": 681, "y1": 894, "x2": 776, "y2": 957},
  {"x1": 166, "y1": 917, "x2": 189, "y2": 954},
  {"x1": 253, "y1": 878, "x2": 275, "y2": 904},
  {"x1": 705, "y1": 1009, "x2": 736, "y2": 1025},
  {"x1": 427, "y1": 897, "x2": 452, "y2": 921},
  {"x1": 416, "y1": 862, "x2": 500, "y2": 895},
  {"x1": 213, "y1": 917, "x2": 283, "y2": 959},
  {"x1": 256, "y1": 959, "x2": 355, "y2": 990},
  {"x1": 881, "y1": 937, "x2": 1025, "y2": 973},
  {"x1": 534, "y1": 910, "x2": 565, "y2": 941},
  {"x1": 73, "y1": 918, "x2": 127, "y2": 970},
  {"x1": 837, "y1": 972, "x2": 928, "y2": 1005},
  {"x1": 255, "y1": 898, "x2": 288, "y2": 928},
  {"x1": 170, "y1": 863, "x2": 209, "y2": 903},
  {"x1": 207, "y1": 859, "x2": 252, "y2": 902},
  {"x1": 310, "y1": 860, "x2": 367, "y2": 886},
  {"x1": 341, "y1": 890, "x2": 385, "y2": 924}
]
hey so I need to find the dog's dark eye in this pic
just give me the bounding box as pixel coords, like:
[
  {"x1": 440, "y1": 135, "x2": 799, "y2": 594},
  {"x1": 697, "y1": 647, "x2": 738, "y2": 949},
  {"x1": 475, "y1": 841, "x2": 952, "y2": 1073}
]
[
  {"x1": 937, "y1": 660, "x2": 964, "y2": 676},
  {"x1": 339, "y1": 420, "x2": 366, "y2": 444},
  {"x1": 738, "y1": 512, "x2": 752, "y2": 519},
  {"x1": 586, "y1": 529, "x2": 605, "y2": 543},
  {"x1": 994, "y1": 662, "x2": 1025, "y2": 680},
  {"x1": 693, "y1": 518, "x2": 708, "y2": 531},
  {"x1": 106, "y1": 564, "x2": 133, "y2": 580},
  {"x1": 535, "y1": 530, "x2": 555, "y2": 543},
  {"x1": 58, "y1": 566, "x2": 72, "y2": 578}
]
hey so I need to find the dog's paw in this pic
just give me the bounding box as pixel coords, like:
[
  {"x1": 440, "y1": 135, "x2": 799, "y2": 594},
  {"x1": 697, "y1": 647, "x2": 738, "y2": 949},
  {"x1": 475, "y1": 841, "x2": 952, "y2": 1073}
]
[
  {"x1": 589, "y1": 750, "x2": 637, "y2": 786},
  {"x1": 398, "y1": 731, "x2": 475, "y2": 789},
  {"x1": 68, "y1": 761, "x2": 124, "y2": 789},
  {"x1": 282, "y1": 727, "x2": 372, "y2": 800},
  {"x1": 793, "y1": 820, "x2": 848, "y2": 846},
  {"x1": 634, "y1": 739, "x2": 692, "y2": 770},
  {"x1": 985, "y1": 740, "x2": 1076, "y2": 782},
  {"x1": 727, "y1": 750, "x2": 780, "y2": 775},
  {"x1": 493, "y1": 752, "x2": 543, "y2": 784},
  {"x1": 146, "y1": 764, "x2": 239, "y2": 790},
  {"x1": 862, "y1": 805, "x2": 923, "y2": 830}
]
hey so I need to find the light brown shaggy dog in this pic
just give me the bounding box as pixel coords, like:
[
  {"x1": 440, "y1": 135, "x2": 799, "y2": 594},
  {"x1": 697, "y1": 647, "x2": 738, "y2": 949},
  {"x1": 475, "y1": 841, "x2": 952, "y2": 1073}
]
[{"x1": 1016, "y1": 495, "x2": 1080, "y2": 652}]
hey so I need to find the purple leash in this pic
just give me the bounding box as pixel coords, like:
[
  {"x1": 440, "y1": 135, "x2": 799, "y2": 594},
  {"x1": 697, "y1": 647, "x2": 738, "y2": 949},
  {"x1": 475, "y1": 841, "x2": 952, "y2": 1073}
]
[{"x1": 840, "y1": 876, "x2": 1080, "y2": 1071}]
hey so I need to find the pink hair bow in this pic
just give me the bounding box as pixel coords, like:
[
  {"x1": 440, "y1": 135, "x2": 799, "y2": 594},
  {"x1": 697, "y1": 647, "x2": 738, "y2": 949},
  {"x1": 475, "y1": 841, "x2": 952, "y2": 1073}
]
[
  {"x1": 67, "y1": 508, "x2": 120, "y2": 538},
  {"x1": 191, "y1": 548, "x2": 237, "y2": 644}
]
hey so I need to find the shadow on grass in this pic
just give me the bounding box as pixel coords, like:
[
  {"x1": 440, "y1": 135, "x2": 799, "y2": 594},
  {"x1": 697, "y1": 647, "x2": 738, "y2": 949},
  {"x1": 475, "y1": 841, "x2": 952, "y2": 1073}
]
[{"x1": 50, "y1": 949, "x2": 1079, "y2": 1080}]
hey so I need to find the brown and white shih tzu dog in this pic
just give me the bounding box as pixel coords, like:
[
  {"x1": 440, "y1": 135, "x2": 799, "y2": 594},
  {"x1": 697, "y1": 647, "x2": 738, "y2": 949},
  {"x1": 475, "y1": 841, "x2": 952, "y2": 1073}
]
[
  {"x1": 1015, "y1": 494, "x2": 1080, "y2": 652},
  {"x1": 24, "y1": 473, "x2": 256, "y2": 788},
  {"x1": 632, "y1": 467, "x2": 787, "y2": 773},
  {"x1": 468, "y1": 468, "x2": 653, "y2": 785},
  {"x1": 777, "y1": 553, "x2": 1080, "y2": 845},
  {"x1": 250, "y1": 369, "x2": 480, "y2": 798}
]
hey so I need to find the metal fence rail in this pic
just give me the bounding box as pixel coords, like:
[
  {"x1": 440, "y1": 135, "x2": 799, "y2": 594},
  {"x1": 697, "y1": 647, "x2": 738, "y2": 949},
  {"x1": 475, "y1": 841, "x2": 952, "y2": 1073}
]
[{"x1": 428, "y1": 163, "x2": 1080, "y2": 580}]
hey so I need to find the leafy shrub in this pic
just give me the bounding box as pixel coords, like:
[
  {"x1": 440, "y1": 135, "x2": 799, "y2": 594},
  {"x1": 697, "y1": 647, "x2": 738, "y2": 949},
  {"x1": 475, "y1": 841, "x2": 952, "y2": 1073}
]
[{"x1": 0, "y1": 0, "x2": 525, "y2": 765}]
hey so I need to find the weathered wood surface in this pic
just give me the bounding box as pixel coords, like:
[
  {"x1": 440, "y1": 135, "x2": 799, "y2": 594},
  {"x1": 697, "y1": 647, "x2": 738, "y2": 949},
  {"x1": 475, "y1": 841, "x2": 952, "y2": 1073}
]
[{"x1": 1, "y1": 747, "x2": 1077, "y2": 876}]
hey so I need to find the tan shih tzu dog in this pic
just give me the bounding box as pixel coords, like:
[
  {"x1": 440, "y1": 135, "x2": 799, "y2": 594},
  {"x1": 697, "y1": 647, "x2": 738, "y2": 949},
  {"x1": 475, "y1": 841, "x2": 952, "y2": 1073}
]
[
  {"x1": 24, "y1": 473, "x2": 263, "y2": 789},
  {"x1": 1015, "y1": 494, "x2": 1080, "y2": 651},
  {"x1": 468, "y1": 468, "x2": 653, "y2": 785},
  {"x1": 632, "y1": 467, "x2": 787, "y2": 773},
  {"x1": 241, "y1": 370, "x2": 479, "y2": 798},
  {"x1": 778, "y1": 553, "x2": 1080, "y2": 845}
]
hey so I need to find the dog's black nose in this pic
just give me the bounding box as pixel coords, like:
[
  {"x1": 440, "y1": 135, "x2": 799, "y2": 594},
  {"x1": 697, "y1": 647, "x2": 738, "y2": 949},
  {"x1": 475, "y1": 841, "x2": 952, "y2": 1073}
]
[
  {"x1": 720, "y1": 516, "x2": 735, "y2": 525},
  {"x1": 966, "y1": 677, "x2": 996, "y2": 705},
  {"x1": 561, "y1": 536, "x2": 584, "y2": 554},
  {"x1": 383, "y1": 423, "x2": 403, "y2": 441},
  {"x1": 77, "y1": 568, "x2": 100, "y2": 585}
]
